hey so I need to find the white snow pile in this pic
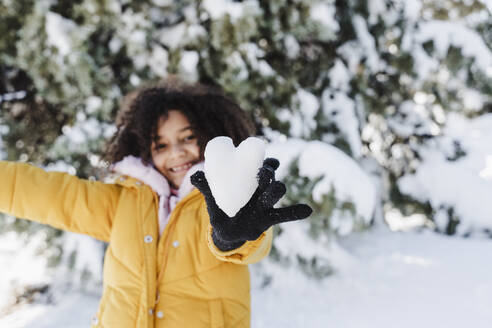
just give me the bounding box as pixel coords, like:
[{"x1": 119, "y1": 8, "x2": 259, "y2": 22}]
[
  {"x1": 267, "y1": 138, "x2": 376, "y2": 231},
  {"x1": 204, "y1": 136, "x2": 266, "y2": 217},
  {"x1": 251, "y1": 227, "x2": 492, "y2": 328},
  {"x1": 398, "y1": 113, "x2": 492, "y2": 234},
  {"x1": 264, "y1": 138, "x2": 376, "y2": 273},
  {"x1": 2, "y1": 228, "x2": 492, "y2": 328}
]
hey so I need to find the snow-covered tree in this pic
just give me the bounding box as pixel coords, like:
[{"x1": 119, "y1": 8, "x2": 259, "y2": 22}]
[
  {"x1": 1, "y1": 0, "x2": 491, "y2": 288},
  {"x1": 191, "y1": 0, "x2": 492, "y2": 273}
]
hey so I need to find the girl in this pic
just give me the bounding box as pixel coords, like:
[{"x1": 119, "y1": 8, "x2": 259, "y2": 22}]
[{"x1": 0, "y1": 80, "x2": 312, "y2": 327}]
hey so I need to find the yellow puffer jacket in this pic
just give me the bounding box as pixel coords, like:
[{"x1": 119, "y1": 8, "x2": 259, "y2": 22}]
[{"x1": 0, "y1": 160, "x2": 273, "y2": 327}]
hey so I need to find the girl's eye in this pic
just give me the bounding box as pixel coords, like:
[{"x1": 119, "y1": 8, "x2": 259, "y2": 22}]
[
  {"x1": 155, "y1": 144, "x2": 166, "y2": 150},
  {"x1": 184, "y1": 135, "x2": 196, "y2": 142}
]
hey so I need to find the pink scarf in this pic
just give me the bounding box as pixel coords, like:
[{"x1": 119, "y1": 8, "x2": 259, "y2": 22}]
[{"x1": 111, "y1": 155, "x2": 204, "y2": 235}]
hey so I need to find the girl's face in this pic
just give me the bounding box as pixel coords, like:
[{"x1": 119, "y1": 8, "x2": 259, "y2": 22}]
[{"x1": 151, "y1": 110, "x2": 201, "y2": 189}]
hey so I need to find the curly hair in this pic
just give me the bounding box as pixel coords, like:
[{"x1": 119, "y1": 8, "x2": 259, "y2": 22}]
[{"x1": 104, "y1": 80, "x2": 257, "y2": 166}]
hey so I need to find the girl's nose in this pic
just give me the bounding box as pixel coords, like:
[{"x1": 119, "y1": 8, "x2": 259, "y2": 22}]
[{"x1": 169, "y1": 143, "x2": 186, "y2": 157}]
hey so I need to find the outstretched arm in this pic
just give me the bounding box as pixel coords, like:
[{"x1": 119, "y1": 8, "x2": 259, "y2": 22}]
[{"x1": 0, "y1": 161, "x2": 122, "y2": 242}]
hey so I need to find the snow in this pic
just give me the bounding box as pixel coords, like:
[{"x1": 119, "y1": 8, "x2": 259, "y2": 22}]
[
  {"x1": 148, "y1": 45, "x2": 169, "y2": 78},
  {"x1": 50, "y1": 116, "x2": 115, "y2": 156},
  {"x1": 0, "y1": 293, "x2": 99, "y2": 328},
  {"x1": 108, "y1": 36, "x2": 123, "y2": 54},
  {"x1": 321, "y1": 89, "x2": 363, "y2": 158},
  {"x1": 401, "y1": 0, "x2": 423, "y2": 22},
  {"x1": 275, "y1": 109, "x2": 299, "y2": 138},
  {"x1": 337, "y1": 40, "x2": 367, "y2": 75},
  {"x1": 239, "y1": 43, "x2": 276, "y2": 77},
  {"x1": 309, "y1": 1, "x2": 339, "y2": 40},
  {"x1": 45, "y1": 12, "x2": 77, "y2": 57},
  {"x1": 204, "y1": 136, "x2": 266, "y2": 217},
  {"x1": 103, "y1": 0, "x2": 121, "y2": 15},
  {"x1": 414, "y1": 21, "x2": 492, "y2": 69},
  {"x1": 201, "y1": 0, "x2": 260, "y2": 22},
  {"x1": 252, "y1": 227, "x2": 492, "y2": 328},
  {"x1": 85, "y1": 96, "x2": 102, "y2": 114},
  {"x1": 63, "y1": 118, "x2": 99, "y2": 143},
  {"x1": 151, "y1": 0, "x2": 173, "y2": 6},
  {"x1": 0, "y1": 91, "x2": 27, "y2": 103},
  {"x1": 0, "y1": 232, "x2": 51, "y2": 312},
  {"x1": 411, "y1": 46, "x2": 440, "y2": 79},
  {"x1": 388, "y1": 101, "x2": 436, "y2": 138},
  {"x1": 328, "y1": 59, "x2": 351, "y2": 92},
  {"x1": 45, "y1": 160, "x2": 77, "y2": 176},
  {"x1": 157, "y1": 22, "x2": 187, "y2": 50},
  {"x1": 294, "y1": 89, "x2": 318, "y2": 136},
  {"x1": 267, "y1": 139, "x2": 376, "y2": 226},
  {"x1": 178, "y1": 51, "x2": 199, "y2": 82},
  {"x1": 298, "y1": 142, "x2": 375, "y2": 223},
  {"x1": 129, "y1": 29, "x2": 146, "y2": 46},
  {"x1": 459, "y1": 88, "x2": 485, "y2": 113},
  {"x1": 0, "y1": 124, "x2": 7, "y2": 160},
  {"x1": 225, "y1": 51, "x2": 249, "y2": 80},
  {"x1": 283, "y1": 34, "x2": 300, "y2": 59},
  {"x1": 352, "y1": 15, "x2": 382, "y2": 72},
  {"x1": 2, "y1": 228, "x2": 491, "y2": 327},
  {"x1": 402, "y1": 20, "x2": 492, "y2": 80},
  {"x1": 55, "y1": 232, "x2": 103, "y2": 290},
  {"x1": 276, "y1": 89, "x2": 321, "y2": 138},
  {"x1": 367, "y1": 0, "x2": 387, "y2": 25},
  {"x1": 398, "y1": 113, "x2": 492, "y2": 233},
  {"x1": 187, "y1": 23, "x2": 207, "y2": 41},
  {"x1": 296, "y1": 89, "x2": 319, "y2": 119}
]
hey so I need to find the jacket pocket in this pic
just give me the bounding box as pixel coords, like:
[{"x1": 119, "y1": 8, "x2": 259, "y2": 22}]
[{"x1": 208, "y1": 299, "x2": 224, "y2": 328}]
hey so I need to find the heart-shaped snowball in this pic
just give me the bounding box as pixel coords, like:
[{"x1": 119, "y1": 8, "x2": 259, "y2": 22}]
[{"x1": 204, "y1": 136, "x2": 266, "y2": 217}]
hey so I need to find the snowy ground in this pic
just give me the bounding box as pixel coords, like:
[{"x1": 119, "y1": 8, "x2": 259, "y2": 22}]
[{"x1": 1, "y1": 227, "x2": 490, "y2": 328}]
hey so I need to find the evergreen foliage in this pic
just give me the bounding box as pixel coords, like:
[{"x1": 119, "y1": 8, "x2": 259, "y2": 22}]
[{"x1": 0, "y1": 0, "x2": 491, "y2": 282}]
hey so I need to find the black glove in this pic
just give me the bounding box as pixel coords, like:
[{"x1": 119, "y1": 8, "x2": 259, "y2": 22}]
[{"x1": 190, "y1": 158, "x2": 313, "y2": 251}]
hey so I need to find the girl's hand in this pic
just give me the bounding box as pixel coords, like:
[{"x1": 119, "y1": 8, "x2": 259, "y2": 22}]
[{"x1": 190, "y1": 158, "x2": 313, "y2": 251}]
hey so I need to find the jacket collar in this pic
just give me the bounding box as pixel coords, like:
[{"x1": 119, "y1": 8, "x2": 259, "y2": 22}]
[{"x1": 110, "y1": 155, "x2": 203, "y2": 199}]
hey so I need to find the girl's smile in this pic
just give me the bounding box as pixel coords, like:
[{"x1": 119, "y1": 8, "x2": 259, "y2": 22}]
[
  {"x1": 169, "y1": 162, "x2": 193, "y2": 173},
  {"x1": 151, "y1": 110, "x2": 201, "y2": 189}
]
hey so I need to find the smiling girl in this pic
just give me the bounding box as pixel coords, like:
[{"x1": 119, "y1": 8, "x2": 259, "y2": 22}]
[{"x1": 0, "y1": 80, "x2": 312, "y2": 327}]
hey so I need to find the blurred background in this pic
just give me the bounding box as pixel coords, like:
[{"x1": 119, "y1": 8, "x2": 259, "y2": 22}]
[{"x1": 0, "y1": 0, "x2": 491, "y2": 327}]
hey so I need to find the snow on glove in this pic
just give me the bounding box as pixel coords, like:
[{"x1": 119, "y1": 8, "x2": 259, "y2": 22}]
[{"x1": 190, "y1": 158, "x2": 313, "y2": 251}]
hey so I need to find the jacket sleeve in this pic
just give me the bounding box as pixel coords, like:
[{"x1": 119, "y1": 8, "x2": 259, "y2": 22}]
[
  {"x1": 0, "y1": 161, "x2": 121, "y2": 242},
  {"x1": 199, "y1": 202, "x2": 273, "y2": 265}
]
